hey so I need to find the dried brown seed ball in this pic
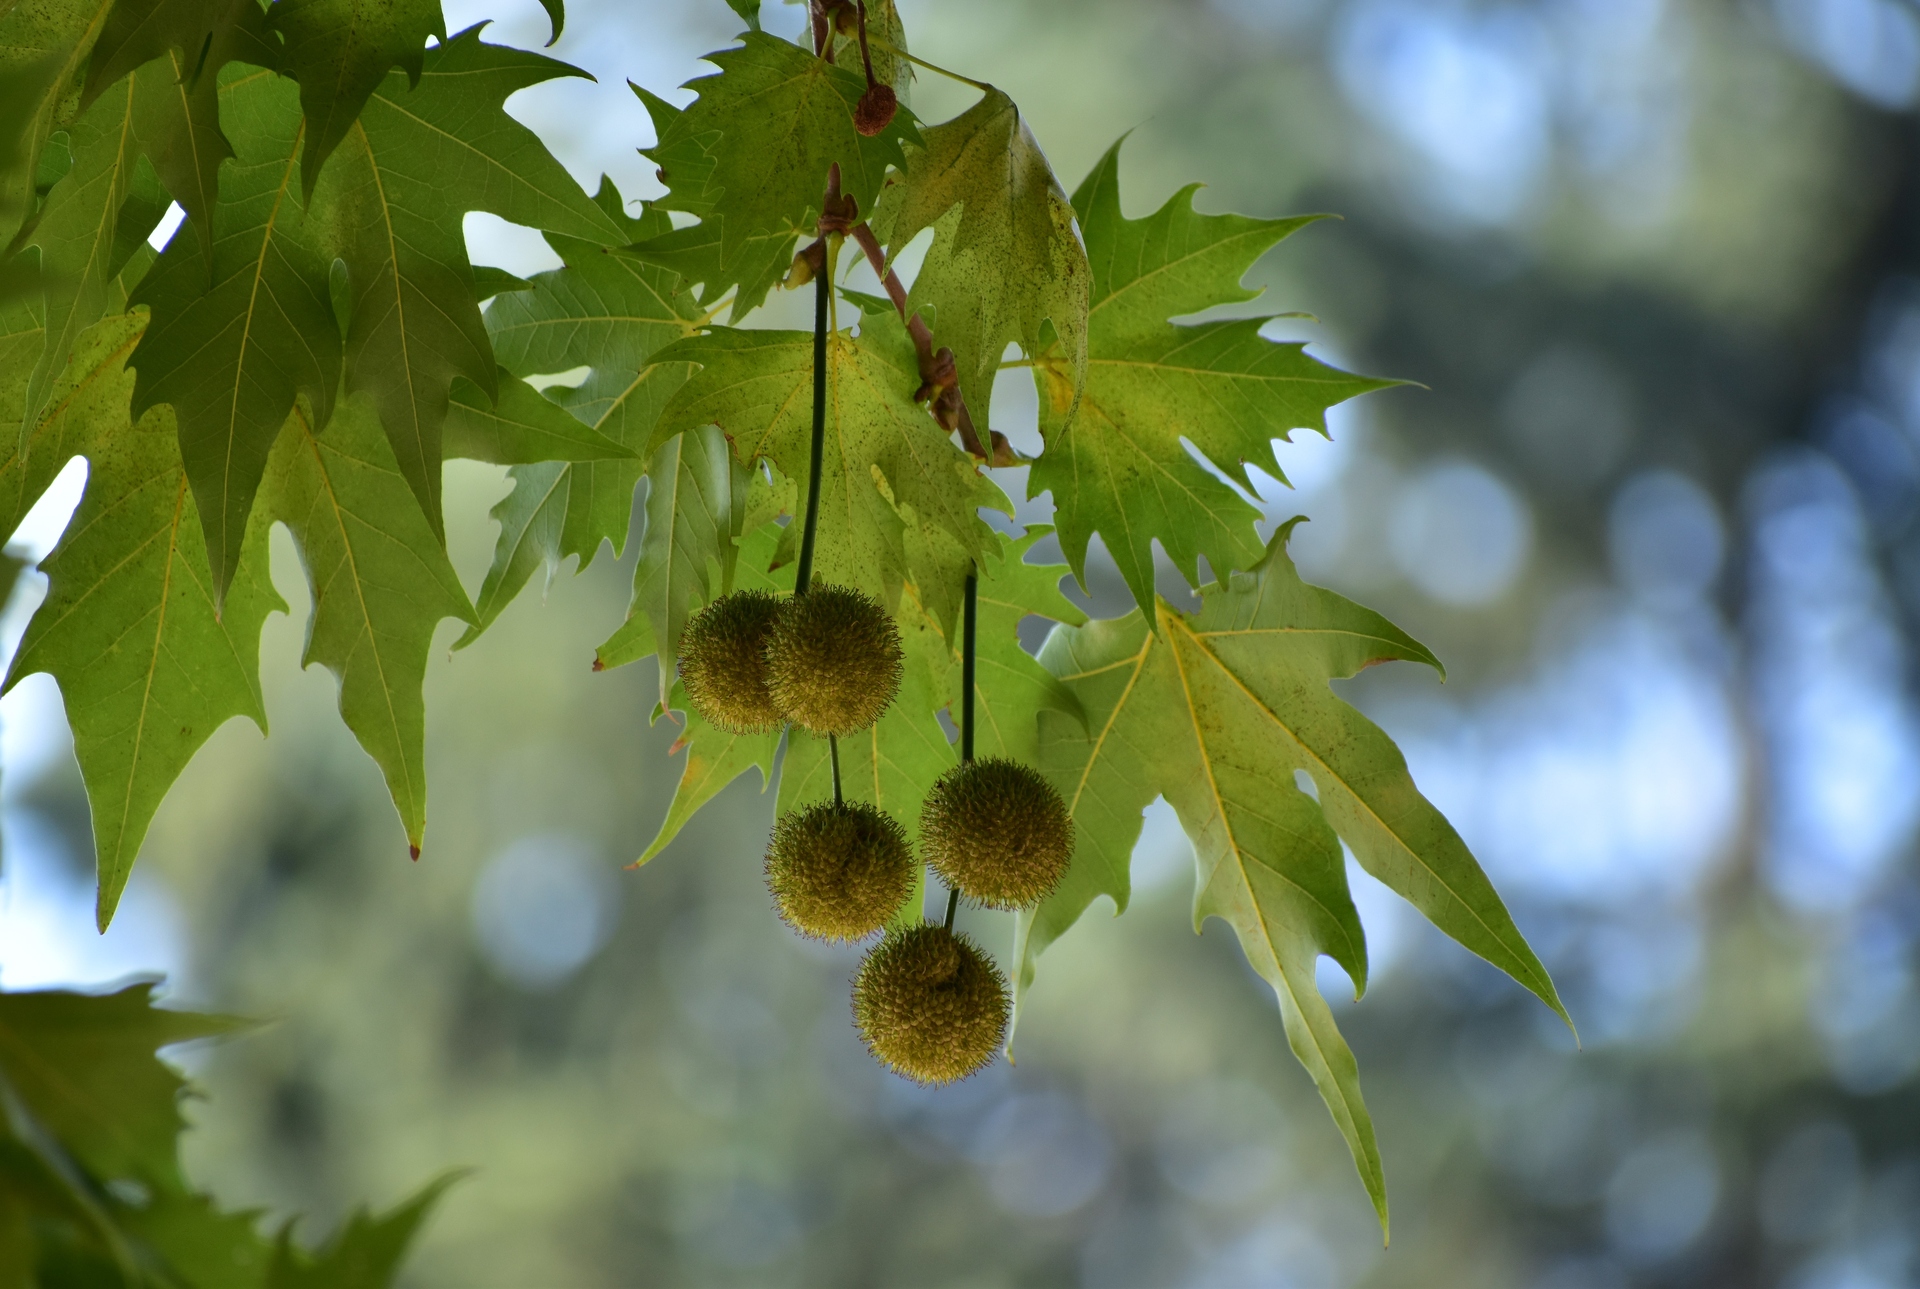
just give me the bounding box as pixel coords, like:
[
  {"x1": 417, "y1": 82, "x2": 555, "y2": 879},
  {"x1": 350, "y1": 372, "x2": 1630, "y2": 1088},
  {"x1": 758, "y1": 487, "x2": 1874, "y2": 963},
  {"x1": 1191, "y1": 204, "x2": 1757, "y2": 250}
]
[
  {"x1": 677, "y1": 590, "x2": 785, "y2": 734},
  {"x1": 765, "y1": 583, "x2": 903, "y2": 735},
  {"x1": 920, "y1": 757, "x2": 1074, "y2": 910},
  {"x1": 854, "y1": 83, "x2": 897, "y2": 137},
  {"x1": 853, "y1": 924, "x2": 1009, "y2": 1085},
  {"x1": 766, "y1": 800, "x2": 914, "y2": 942}
]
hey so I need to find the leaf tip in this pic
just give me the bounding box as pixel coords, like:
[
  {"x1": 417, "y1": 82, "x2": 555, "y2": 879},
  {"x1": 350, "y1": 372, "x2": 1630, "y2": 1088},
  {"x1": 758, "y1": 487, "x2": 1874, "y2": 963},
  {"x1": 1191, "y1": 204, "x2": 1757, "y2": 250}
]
[
  {"x1": 592, "y1": 657, "x2": 605, "y2": 672},
  {"x1": 409, "y1": 844, "x2": 421, "y2": 861}
]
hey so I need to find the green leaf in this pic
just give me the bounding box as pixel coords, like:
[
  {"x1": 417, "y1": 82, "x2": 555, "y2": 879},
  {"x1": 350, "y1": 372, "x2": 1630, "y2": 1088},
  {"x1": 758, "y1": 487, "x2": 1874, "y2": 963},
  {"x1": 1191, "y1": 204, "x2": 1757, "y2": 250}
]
[
  {"x1": 267, "y1": 0, "x2": 445, "y2": 198},
  {"x1": 1019, "y1": 525, "x2": 1568, "y2": 1227},
  {"x1": 721, "y1": 0, "x2": 757, "y2": 31},
  {"x1": 1030, "y1": 140, "x2": 1392, "y2": 616},
  {"x1": 4, "y1": 312, "x2": 284, "y2": 928},
  {"x1": 454, "y1": 458, "x2": 565, "y2": 646},
  {"x1": 619, "y1": 214, "x2": 806, "y2": 324},
  {"x1": 262, "y1": 393, "x2": 475, "y2": 858},
  {"x1": 0, "y1": 0, "x2": 117, "y2": 251},
  {"x1": 653, "y1": 312, "x2": 1007, "y2": 614},
  {"x1": 831, "y1": 0, "x2": 908, "y2": 98},
  {"x1": 961, "y1": 525, "x2": 1085, "y2": 767},
  {"x1": 443, "y1": 370, "x2": 633, "y2": 466},
  {"x1": 594, "y1": 422, "x2": 742, "y2": 699},
  {"x1": 267, "y1": 1172, "x2": 463, "y2": 1289},
  {"x1": 874, "y1": 86, "x2": 1087, "y2": 432},
  {"x1": 308, "y1": 26, "x2": 626, "y2": 539},
  {"x1": 130, "y1": 62, "x2": 340, "y2": 607},
  {"x1": 0, "y1": 983, "x2": 242, "y2": 1187},
  {"x1": 632, "y1": 520, "x2": 789, "y2": 866},
  {"x1": 20, "y1": 68, "x2": 146, "y2": 438},
  {"x1": 476, "y1": 181, "x2": 702, "y2": 594},
  {"x1": 645, "y1": 32, "x2": 917, "y2": 300}
]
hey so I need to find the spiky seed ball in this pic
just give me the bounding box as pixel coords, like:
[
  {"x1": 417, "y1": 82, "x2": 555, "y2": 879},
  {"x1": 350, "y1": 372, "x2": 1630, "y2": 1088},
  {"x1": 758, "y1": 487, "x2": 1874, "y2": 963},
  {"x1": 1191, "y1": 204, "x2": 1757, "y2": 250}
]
[
  {"x1": 920, "y1": 757, "x2": 1074, "y2": 910},
  {"x1": 766, "y1": 800, "x2": 913, "y2": 941},
  {"x1": 853, "y1": 924, "x2": 1009, "y2": 1085},
  {"x1": 677, "y1": 590, "x2": 786, "y2": 734},
  {"x1": 854, "y1": 84, "x2": 897, "y2": 137},
  {"x1": 764, "y1": 583, "x2": 903, "y2": 735}
]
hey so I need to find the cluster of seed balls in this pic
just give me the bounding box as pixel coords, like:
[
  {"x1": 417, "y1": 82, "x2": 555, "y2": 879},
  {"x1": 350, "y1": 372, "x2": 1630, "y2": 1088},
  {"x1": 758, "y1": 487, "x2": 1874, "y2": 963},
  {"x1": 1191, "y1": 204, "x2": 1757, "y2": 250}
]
[{"x1": 678, "y1": 585, "x2": 1075, "y2": 1086}]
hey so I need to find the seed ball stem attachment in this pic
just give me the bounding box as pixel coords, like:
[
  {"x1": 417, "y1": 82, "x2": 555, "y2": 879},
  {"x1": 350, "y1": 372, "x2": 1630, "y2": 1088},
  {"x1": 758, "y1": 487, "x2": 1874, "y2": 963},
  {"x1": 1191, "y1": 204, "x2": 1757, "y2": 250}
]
[
  {"x1": 852, "y1": 923, "x2": 1009, "y2": 1084},
  {"x1": 767, "y1": 799, "x2": 913, "y2": 941},
  {"x1": 765, "y1": 583, "x2": 903, "y2": 735},
  {"x1": 676, "y1": 590, "x2": 787, "y2": 734},
  {"x1": 920, "y1": 757, "x2": 1074, "y2": 910}
]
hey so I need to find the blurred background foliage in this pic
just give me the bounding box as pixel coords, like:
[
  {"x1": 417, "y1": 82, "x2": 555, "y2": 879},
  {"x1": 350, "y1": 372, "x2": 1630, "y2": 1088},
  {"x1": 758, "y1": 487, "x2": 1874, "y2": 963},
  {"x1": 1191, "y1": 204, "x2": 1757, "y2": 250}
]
[{"x1": 4, "y1": 0, "x2": 1920, "y2": 1284}]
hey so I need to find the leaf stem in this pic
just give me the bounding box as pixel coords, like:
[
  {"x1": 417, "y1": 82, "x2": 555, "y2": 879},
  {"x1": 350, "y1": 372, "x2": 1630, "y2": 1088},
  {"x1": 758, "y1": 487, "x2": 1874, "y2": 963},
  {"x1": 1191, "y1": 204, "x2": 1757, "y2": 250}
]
[
  {"x1": 867, "y1": 36, "x2": 994, "y2": 93},
  {"x1": 943, "y1": 886, "x2": 958, "y2": 930}
]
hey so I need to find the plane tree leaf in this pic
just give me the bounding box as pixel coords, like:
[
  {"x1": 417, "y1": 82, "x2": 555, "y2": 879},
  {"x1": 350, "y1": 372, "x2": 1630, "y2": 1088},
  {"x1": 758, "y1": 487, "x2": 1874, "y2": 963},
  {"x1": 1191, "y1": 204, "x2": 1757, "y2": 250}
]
[
  {"x1": 262, "y1": 392, "x2": 475, "y2": 858},
  {"x1": 873, "y1": 86, "x2": 1087, "y2": 432},
  {"x1": 1030, "y1": 140, "x2": 1393, "y2": 616},
  {"x1": 0, "y1": 0, "x2": 118, "y2": 251},
  {"x1": 593, "y1": 421, "x2": 743, "y2": 701},
  {"x1": 473, "y1": 181, "x2": 703, "y2": 607},
  {"x1": 129, "y1": 62, "x2": 339, "y2": 607},
  {"x1": 0, "y1": 982, "x2": 450, "y2": 1287},
  {"x1": 1017, "y1": 524, "x2": 1569, "y2": 1230},
  {"x1": 308, "y1": 26, "x2": 625, "y2": 540},
  {"x1": 267, "y1": 0, "x2": 445, "y2": 197},
  {"x1": 444, "y1": 370, "x2": 633, "y2": 466},
  {"x1": 962, "y1": 525, "x2": 1085, "y2": 767},
  {"x1": 643, "y1": 31, "x2": 916, "y2": 304},
  {"x1": 3, "y1": 312, "x2": 283, "y2": 928},
  {"x1": 0, "y1": 982, "x2": 241, "y2": 1187},
  {"x1": 652, "y1": 309, "x2": 1006, "y2": 614}
]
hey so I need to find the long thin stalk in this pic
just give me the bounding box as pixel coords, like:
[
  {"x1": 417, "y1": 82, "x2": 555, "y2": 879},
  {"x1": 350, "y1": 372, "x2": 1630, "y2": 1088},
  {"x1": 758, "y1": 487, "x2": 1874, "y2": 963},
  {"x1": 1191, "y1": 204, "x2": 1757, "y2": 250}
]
[
  {"x1": 794, "y1": 251, "x2": 829, "y2": 597},
  {"x1": 829, "y1": 734, "x2": 843, "y2": 806}
]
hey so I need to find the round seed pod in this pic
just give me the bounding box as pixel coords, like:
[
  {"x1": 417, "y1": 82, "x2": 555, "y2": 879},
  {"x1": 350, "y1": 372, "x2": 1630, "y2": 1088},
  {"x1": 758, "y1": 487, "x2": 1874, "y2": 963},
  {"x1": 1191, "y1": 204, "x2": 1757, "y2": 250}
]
[
  {"x1": 852, "y1": 924, "x2": 1009, "y2": 1085},
  {"x1": 676, "y1": 590, "x2": 786, "y2": 734},
  {"x1": 854, "y1": 83, "x2": 897, "y2": 137},
  {"x1": 765, "y1": 584, "x2": 903, "y2": 736},
  {"x1": 920, "y1": 757, "x2": 1074, "y2": 910},
  {"x1": 678, "y1": 590, "x2": 786, "y2": 733},
  {"x1": 766, "y1": 800, "x2": 913, "y2": 941}
]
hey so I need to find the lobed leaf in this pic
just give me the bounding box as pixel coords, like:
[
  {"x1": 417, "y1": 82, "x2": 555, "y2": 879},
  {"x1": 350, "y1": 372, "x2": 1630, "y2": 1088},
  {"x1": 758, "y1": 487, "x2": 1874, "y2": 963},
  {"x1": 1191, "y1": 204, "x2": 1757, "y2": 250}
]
[
  {"x1": 4, "y1": 312, "x2": 283, "y2": 928},
  {"x1": 1030, "y1": 140, "x2": 1392, "y2": 616},
  {"x1": 1020, "y1": 524, "x2": 1567, "y2": 1228},
  {"x1": 874, "y1": 86, "x2": 1088, "y2": 432},
  {"x1": 262, "y1": 393, "x2": 474, "y2": 858}
]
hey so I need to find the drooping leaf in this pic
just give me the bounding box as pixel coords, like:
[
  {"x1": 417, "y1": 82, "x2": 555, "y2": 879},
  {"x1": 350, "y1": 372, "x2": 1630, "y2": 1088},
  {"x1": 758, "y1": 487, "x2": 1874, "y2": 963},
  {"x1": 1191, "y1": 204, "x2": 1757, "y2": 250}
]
[
  {"x1": 1018, "y1": 524, "x2": 1568, "y2": 1228},
  {"x1": 631, "y1": 520, "x2": 791, "y2": 867},
  {"x1": 3, "y1": 312, "x2": 283, "y2": 928},
  {"x1": 443, "y1": 370, "x2": 633, "y2": 466},
  {"x1": 874, "y1": 86, "x2": 1087, "y2": 431},
  {"x1": 267, "y1": 1172, "x2": 464, "y2": 1289},
  {"x1": 652, "y1": 309, "x2": 1006, "y2": 614},
  {"x1": 476, "y1": 181, "x2": 702, "y2": 589},
  {"x1": 20, "y1": 69, "x2": 147, "y2": 438},
  {"x1": 262, "y1": 393, "x2": 475, "y2": 858},
  {"x1": 307, "y1": 26, "x2": 626, "y2": 539},
  {"x1": 594, "y1": 422, "x2": 742, "y2": 701},
  {"x1": 644, "y1": 32, "x2": 917, "y2": 303},
  {"x1": 1030, "y1": 140, "x2": 1392, "y2": 615},
  {"x1": 129, "y1": 62, "x2": 339, "y2": 607},
  {"x1": 267, "y1": 0, "x2": 444, "y2": 197},
  {"x1": 960, "y1": 525, "x2": 1085, "y2": 767},
  {"x1": 0, "y1": 983, "x2": 242, "y2": 1187},
  {"x1": 87, "y1": 0, "x2": 278, "y2": 265},
  {"x1": 0, "y1": 0, "x2": 117, "y2": 251},
  {"x1": 454, "y1": 458, "x2": 566, "y2": 645}
]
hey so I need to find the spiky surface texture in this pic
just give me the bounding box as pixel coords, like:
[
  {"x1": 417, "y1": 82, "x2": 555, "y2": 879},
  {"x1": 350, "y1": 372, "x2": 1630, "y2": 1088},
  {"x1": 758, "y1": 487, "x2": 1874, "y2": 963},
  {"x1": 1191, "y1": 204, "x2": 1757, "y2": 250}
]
[
  {"x1": 766, "y1": 800, "x2": 914, "y2": 941},
  {"x1": 853, "y1": 924, "x2": 1009, "y2": 1085},
  {"x1": 920, "y1": 757, "x2": 1074, "y2": 910},
  {"x1": 765, "y1": 584, "x2": 904, "y2": 735},
  {"x1": 855, "y1": 84, "x2": 898, "y2": 137},
  {"x1": 678, "y1": 590, "x2": 787, "y2": 734}
]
